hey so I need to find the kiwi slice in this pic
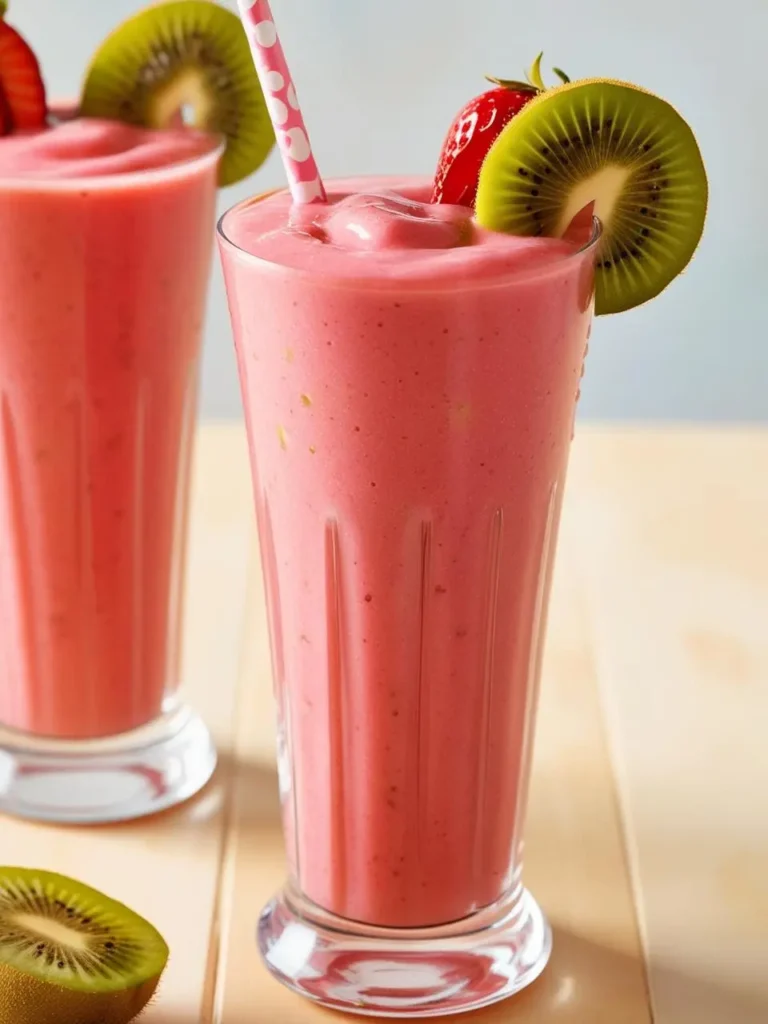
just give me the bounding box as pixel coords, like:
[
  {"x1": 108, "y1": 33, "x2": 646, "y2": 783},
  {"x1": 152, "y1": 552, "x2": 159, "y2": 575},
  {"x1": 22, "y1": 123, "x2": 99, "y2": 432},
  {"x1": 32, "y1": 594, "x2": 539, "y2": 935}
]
[
  {"x1": 475, "y1": 79, "x2": 708, "y2": 315},
  {"x1": 0, "y1": 867, "x2": 168, "y2": 1024},
  {"x1": 79, "y1": 0, "x2": 275, "y2": 187}
]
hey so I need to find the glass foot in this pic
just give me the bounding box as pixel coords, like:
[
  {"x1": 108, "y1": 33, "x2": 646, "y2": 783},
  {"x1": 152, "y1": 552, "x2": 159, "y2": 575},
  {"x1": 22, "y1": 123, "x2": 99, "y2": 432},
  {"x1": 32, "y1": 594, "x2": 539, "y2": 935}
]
[
  {"x1": 0, "y1": 703, "x2": 216, "y2": 824},
  {"x1": 258, "y1": 883, "x2": 551, "y2": 1018}
]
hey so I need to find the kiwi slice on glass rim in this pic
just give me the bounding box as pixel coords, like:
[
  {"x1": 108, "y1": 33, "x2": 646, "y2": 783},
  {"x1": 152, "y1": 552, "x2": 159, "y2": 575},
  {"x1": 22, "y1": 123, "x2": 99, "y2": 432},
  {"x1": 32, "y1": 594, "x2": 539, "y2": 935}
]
[
  {"x1": 475, "y1": 79, "x2": 708, "y2": 315},
  {"x1": 79, "y1": 0, "x2": 275, "y2": 187},
  {"x1": 0, "y1": 867, "x2": 168, "y2": 1024}
]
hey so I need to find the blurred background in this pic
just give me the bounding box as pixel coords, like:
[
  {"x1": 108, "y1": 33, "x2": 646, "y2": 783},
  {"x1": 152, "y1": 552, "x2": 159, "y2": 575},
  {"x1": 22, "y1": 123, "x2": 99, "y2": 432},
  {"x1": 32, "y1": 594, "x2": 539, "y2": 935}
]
[{"x1": 14, "y1": 0, "x2": 763, "y2": 420}]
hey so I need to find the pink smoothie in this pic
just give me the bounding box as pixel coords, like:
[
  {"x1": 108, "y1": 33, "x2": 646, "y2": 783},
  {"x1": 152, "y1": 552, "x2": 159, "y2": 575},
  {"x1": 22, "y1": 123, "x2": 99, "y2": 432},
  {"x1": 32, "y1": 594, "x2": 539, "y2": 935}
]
[
  {"x1": 0, "y1": 119, "x2": 220, "y2": 739},
  {"x1": 220, "y1": 178, "x2": 595, "y2": 927}
]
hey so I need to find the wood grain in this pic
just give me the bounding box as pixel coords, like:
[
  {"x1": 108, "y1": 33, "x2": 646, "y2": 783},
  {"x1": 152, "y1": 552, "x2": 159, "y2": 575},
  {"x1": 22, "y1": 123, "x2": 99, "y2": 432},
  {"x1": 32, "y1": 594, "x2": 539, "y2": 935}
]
[
  {"x1": 569, "y1": 428, "x2": 768, "y2": 1024},
  {"x1": 4, "y1": 425, "x2": 764, "y2": 1024}
]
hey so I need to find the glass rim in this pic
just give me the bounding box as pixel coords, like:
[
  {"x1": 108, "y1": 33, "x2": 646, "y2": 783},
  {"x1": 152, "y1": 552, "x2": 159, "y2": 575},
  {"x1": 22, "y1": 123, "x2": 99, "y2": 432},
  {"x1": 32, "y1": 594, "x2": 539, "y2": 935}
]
[
  {"x1": 216, "y1": 182, "x2": 602, "y2": 294},
  {"x1": 0, "y1": 133, "x2": 225, "y2": 193}
]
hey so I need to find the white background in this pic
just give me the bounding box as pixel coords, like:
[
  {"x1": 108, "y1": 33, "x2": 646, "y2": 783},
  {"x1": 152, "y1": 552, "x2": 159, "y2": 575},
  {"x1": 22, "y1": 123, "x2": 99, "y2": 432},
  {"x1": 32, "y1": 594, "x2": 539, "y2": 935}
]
[{"x1": 14, "y1": 0, "x2": 764, "y2": 420}]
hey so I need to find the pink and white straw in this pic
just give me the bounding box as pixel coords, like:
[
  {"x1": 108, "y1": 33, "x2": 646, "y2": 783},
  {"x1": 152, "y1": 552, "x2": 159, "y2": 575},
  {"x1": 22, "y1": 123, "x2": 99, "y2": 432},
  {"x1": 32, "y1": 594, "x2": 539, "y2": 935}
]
[{"x1": 237, "y1": 0, "x2": 327, "y2": 205}]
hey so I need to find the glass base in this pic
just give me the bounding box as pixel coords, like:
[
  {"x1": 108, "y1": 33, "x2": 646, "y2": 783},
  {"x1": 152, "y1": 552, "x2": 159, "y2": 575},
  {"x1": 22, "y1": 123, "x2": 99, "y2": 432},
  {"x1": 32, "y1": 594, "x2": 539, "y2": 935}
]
[
  {"x1": 0, "y1": 703, "x2": 216, "y2": 824},
  {"x1": 258, "y1": 883, "x2": 551, "y2": 1018}
]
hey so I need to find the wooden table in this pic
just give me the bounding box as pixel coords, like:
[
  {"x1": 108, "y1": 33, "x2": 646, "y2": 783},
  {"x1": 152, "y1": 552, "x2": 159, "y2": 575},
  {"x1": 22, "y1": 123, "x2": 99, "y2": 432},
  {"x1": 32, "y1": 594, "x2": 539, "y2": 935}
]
[{"x1": 4, "y1": 425, "x2": 767, "y2": 1023}]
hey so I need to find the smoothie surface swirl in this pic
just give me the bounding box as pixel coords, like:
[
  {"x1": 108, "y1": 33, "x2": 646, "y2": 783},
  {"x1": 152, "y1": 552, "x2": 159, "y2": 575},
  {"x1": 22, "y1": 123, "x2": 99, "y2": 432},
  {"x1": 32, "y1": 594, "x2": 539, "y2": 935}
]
[
  {"x1": 223, "y1": 177, "x2": 580, "y2": 285},
  {"x1": 0, "y1": 118, "x2": 220, "y2": 179}
]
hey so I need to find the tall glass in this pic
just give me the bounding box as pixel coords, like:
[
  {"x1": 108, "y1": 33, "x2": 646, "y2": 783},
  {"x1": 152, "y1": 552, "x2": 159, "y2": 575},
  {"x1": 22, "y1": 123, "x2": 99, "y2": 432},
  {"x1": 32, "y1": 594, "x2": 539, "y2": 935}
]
[
  {"x1": 0, "y1": 143, "x2": 222, "y2": 823},
  {"x1": 218, "y1": 178, "x2": 597, "y2": 1017}
]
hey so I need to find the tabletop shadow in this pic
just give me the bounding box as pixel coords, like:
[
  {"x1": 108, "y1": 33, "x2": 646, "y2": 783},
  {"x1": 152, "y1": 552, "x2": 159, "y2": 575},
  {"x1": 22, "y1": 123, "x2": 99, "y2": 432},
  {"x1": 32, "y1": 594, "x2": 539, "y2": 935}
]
[
  {"x1": 217, "y1": 750, "x2": 282, "y2": 828},
  {"x1": 28, "y1": 752, "x2": 281, "y2": 837},
  {"x1": 145, "y1": 923, "x2": 768, "y2": 1023},
  {"x1": 240, "y1": 927, "x2": 768, "y2": 1024},
  {"x1": 460, "y1": 927, "x2": 768, "y2": 1024},
  {"x1": 197, "y1": 926, "x2": 644, "y2": 1024},
  {"x1": 142, "y1": 752, "x2": 281, "y2": 832}
]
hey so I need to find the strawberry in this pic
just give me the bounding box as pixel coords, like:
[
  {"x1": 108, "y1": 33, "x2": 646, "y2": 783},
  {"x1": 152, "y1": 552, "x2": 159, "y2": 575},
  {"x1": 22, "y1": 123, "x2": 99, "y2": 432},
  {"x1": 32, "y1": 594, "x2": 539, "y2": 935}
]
[
  {"x1": 432, "y1": 54, "x2": 569, "y2": 208},
  {"x1": 0, "y1": 87, "x2": 10, "y2": 137},
  {"x1": 432, "y1": 82, "x2": 536, "y2": 207},
  {"x1": 0, "y1": 1, "x2": 8, "y2": 137},
  {"x1": 0, "y1": 15, "x2": 47, "y2": 132}
]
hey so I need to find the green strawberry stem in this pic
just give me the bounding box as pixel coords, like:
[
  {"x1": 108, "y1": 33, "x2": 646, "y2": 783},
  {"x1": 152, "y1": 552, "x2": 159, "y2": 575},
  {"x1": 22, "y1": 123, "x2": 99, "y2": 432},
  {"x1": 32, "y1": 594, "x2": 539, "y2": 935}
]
[
  {"x1": 526, "y1": 52, "x2": 546, "y2": 92},
  {"x1": 0, "y1": 1, "x2": 7, "y2": 18},
  {"x1": 487, "y1": 55, "x2": 571, "y2": 94},
  {"x1": 484, "y1": 76, "x2": 537, "y2": 92}
]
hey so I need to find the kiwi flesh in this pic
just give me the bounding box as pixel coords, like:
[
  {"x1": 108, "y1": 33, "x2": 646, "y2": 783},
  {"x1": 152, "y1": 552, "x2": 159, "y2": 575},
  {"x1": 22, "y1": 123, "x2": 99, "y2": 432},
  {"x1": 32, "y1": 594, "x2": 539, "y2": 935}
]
[
  {"x1": 0, "y1": 867, "x2": 168, "y2": 1024},
  {"x1": 475, "y1": 79, "x2": 708, "y2": 315},
  {"x1": 79, "y1": 0, "x2": 275, "y2": 187}
]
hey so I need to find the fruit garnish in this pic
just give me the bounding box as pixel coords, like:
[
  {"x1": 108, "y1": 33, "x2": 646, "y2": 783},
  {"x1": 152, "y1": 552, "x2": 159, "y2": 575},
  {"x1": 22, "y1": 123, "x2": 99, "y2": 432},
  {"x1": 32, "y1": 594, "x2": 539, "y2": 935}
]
[
  {"x1": 475, "y1": 79, "x2": 708, "y2": 315},
  {"x1": 0, "y1": 0, "x2": 8, "y2": 137},
  {"x1": 0, "y1": 867, "x2": 169, "y2": 1024},
  {"x1": 432, "y1": 53, "x2": 567, "y2": 207},
  {"x1": 0, "y1": 15, "x2": 47, "y2": 132},
  {"x1": 79, "y1": 0, "x2": 275, "y2": 187}
]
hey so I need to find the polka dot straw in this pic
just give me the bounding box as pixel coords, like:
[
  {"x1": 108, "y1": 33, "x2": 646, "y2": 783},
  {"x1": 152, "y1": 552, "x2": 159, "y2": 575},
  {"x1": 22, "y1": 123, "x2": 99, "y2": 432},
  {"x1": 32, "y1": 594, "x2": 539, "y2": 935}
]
[{"x1": 237, "y1": 0, "x2": 327, "y2": 204}]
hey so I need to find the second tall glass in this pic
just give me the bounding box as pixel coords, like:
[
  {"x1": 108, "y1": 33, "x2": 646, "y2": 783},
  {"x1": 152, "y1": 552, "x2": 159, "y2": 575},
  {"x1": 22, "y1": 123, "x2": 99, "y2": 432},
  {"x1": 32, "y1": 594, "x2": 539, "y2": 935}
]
[{"x1": 0, "y1": 138, "x2": 222, "y2": 823}]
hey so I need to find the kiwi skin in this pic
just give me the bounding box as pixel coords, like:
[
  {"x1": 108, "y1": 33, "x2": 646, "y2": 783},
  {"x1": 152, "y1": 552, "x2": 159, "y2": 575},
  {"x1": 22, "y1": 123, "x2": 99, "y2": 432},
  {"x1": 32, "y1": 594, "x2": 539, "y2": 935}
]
[
  {"x1": 475, "y1": 78, "x2": 708, "y2": 315},
  {"x1": 0, "y1": 867, "x2": 168, "y2": 1024},
  {"x1": 0, "y1": 968, "x2": 160, "y2": 1024}
]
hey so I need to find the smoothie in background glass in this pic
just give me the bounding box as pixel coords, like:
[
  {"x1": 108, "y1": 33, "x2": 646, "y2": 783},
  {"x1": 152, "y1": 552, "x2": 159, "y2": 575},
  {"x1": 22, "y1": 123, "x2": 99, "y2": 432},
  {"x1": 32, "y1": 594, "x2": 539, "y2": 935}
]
[
  {"x1": 0, "y1": 119, "x2": 219, "y2": 740},
  {"x1": 0, "y1": 0, "x2": 275, "y2": 823},
  {"x1": 0, "y1": 118, "x2": 221, "y2": 816}
]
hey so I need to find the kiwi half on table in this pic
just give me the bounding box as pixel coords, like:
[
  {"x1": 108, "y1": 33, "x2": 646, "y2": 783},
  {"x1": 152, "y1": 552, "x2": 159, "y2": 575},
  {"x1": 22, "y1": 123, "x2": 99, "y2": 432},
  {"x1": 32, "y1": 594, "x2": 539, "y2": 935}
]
[
  {"x1": 0, "y1": 867, "x2": 168, "y2": 1024},
  {"x1": 475, "y1": 79, "x2": 708, "y2": 315},
  {"x1": 80, "y1": 0, "x2": 275, "y2": 186}
]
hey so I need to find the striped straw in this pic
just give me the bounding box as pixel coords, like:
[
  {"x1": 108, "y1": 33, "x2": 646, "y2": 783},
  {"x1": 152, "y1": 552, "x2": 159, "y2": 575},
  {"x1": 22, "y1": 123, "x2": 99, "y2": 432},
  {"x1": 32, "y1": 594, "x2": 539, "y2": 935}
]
[{"x1": 236, "y1": 0, "x2": 327, "y2": 204}]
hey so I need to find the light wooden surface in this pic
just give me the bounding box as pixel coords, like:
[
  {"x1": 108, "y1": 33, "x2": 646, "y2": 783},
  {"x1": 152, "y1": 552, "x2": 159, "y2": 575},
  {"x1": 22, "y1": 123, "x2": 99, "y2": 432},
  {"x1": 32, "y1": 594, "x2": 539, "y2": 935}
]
[{"x1": 3, "y1": 423, "x2": 766, "y2": 1023}]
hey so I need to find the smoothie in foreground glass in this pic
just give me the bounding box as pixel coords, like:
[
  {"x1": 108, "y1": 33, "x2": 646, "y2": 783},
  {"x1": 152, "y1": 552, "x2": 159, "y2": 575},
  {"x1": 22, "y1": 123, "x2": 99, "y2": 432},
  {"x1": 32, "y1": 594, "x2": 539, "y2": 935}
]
[
  {"x1": 221, "y1": 180, "x2": 594, "y2": 931},
  {"x1": 0, "y1": 0, "x2": 275, "y2": 823},
  {"x1": 220, "y1": 9, "x2": 707, "y2": 1015}
]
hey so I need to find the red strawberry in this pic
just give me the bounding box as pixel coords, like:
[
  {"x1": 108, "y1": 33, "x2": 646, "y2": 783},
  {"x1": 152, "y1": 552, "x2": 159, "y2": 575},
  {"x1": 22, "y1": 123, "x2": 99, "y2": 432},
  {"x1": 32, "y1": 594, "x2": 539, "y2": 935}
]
[
  {"x1": 0, "y1": 18, "x2": 47, "y2": 131},
  {"x1": 432, "y1": 55, "x2": 569, "y2": 208},
  {"x1": 0, "y1": 88, "x2": 10, "y2": 137},
  {"x1": 432, "y1": 81, "x2": 537, "y2": 207}
]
